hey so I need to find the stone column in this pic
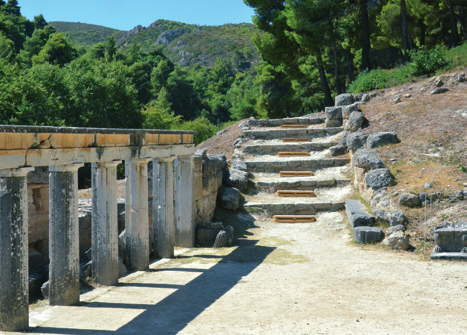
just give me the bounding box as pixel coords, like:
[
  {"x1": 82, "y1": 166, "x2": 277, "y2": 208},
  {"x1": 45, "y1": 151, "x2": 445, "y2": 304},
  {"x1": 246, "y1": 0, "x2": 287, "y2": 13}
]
[
  {"x1": 125, "y1": 159, "x2": 151, "y2": 271},
  {"x1": 174, "y1": 155, "x2": 195, "y2": 247},
  {"x1": 0, "y1": 168, "x2": 34, "y2": 332},
  {"x1": 152, "y1": 158, "x2": 175, "y2": 259},
  {"x1": 49, "y1": 164, "x2": 83, "y2": 306},
  {"x1": 91, "y1": 161, "x2": 120, "y2": 286}
]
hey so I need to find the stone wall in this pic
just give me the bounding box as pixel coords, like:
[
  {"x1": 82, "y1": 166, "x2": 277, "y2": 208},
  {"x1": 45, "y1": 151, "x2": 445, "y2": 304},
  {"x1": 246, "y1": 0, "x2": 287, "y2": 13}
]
[{"x1": 194, "y1": 149, "x2": 227, "y2": 226}]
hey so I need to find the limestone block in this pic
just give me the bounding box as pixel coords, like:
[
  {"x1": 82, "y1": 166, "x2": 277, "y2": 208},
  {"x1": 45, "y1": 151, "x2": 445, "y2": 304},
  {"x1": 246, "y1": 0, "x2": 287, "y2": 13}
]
[
  {"x1": 342, "y1": 103, "x2": 361, "y2": 119},
  {"x1": 345, "y1": 111, "x2": 365, "y2": 132},
  {"x1": 353, "y1": 226, "x2": 384, "y2": 244},
  {"x1": 195, "y1": 193, "x2": 217, "y2": 224},
  {"x1": 196, "y1": 227, "x2": 223, "y2": 246},
  {"x1": 213, "y1": 226, "x2": 234, "y2": 248},
  {"x1": 329, "y1": 145, "x2": 347, "y2": 156},
  {"x1": 325, "y1": 119, "x2": 343, "y2": 128},
  {"x1": 347, "y1": 132, "x2": 368, "y2": 151},
  {"x1": 27, "y1": 184, "x2": 49, "y2": 244},
  {"x1": 225, "y1": 168, "x2": 248, "y2": 192},
  {"x1": 432, "y1": 222, "x2": 467, "y2": 253},
  {"x1": 345, "y1": 199, "x2": 375, "y2": 228},
  {"x1": 325, "y1": 106, "x2": 343, "y2": 120},
  {"x1": 374, "y1": 209, "x2": 406, "y2": 226},
  {"x1": 218, "y1": 187, "x2": 240, "y2": 211},
  {"x1": 383, "y1": 231, "x2": 410, "y2": 250},
  {"x1": 194, "y1": 157, "x2": 203, "y2": 201}
]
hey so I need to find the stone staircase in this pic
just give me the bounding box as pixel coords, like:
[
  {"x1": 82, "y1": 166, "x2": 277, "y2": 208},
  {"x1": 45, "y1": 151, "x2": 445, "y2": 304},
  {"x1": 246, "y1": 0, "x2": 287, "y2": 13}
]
[{"x1": 239, "y1": 116, "x2": 352, "y2": 220}]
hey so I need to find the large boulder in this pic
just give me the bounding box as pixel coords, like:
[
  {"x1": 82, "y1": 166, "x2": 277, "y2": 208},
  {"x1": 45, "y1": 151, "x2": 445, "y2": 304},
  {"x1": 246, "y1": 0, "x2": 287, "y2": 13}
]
[
  {"x1": 335, "y1": 93, "x2": 353, "y2": 106},
  {"x1": 383, "y1": 231, "x2": 410, "y2": 250},
  {"x1": 365, "y1": 168, "x2": 395, "y2": 189},
  {"x1": 345, "y1": 111, "x2": 365, "y2": 132},
  {"x1": 366, "y1": 132, "x2": 399, "y2": 149},
  {"x1": 347, "y1": 132, "x2": 368, "y2": 151},
  {"x1": 213, "y1": 225, "x2": 235, "y2": 248},
  {"x1": 353, "y1": 226, "x2": 384, "y2": 244},
  {"x1": 345, "y1": 199, "x2": 375, "y2": 228},
  {"x1": 399, "y1": 193, "x2": 421, "y2": 208},
  {"x1": 352, "y1": 149, "x2": 385, "y2": 171},
  {"x1": 225, "y1": 168, "x2": 248, "y2": 192},
  {"x1": 218, "y1": 187, "x2": 240, "y2": 210}
]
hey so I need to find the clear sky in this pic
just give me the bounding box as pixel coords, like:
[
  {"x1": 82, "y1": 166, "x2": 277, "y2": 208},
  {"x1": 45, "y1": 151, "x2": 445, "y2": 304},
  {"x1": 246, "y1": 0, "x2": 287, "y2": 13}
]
[{"x1": 18, "y1": 0, "x2": 256, "y2": 31}]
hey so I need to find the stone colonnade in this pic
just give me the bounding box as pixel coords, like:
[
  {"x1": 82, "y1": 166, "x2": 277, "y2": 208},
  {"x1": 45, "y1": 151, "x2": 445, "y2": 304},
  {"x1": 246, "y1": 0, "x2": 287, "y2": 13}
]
[{"x1": 0, "y1": 126, "x2": 195, "y2": 331}]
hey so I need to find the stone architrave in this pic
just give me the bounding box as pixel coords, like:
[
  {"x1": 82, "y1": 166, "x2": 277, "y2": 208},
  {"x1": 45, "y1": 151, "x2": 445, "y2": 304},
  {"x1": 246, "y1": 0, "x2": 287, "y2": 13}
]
[
  {"x1": 91, "y1": 161, "x2": 120, "y2": 286},
  {"x1": 153, "y1": 158, "x2": 175, "y2": 259},
  {"x1": 174, "y1": 155, "x2": 195, "y2": 247},
  {"x1": 0, "y1": 168, "x2": 34, "y2": 332},
  {"x1": 125, "y1": 159, "x2": 151, "y2": 271},
  {"x1": 49, "y1": 164, "x2": 83, "y2": 306}
]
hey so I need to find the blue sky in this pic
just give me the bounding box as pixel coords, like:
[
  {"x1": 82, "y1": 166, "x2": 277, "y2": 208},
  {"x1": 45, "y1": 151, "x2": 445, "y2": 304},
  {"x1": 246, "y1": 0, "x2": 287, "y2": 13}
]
[{"x1": 18, "y1": 0, "x2": 256, "y2": 31}]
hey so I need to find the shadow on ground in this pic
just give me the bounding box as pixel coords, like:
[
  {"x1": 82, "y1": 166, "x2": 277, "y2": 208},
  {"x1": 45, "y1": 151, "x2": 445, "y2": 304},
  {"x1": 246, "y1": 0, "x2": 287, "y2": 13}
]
[{"x1": 30, "y1": 236, "x2": 274, "y2": 335}]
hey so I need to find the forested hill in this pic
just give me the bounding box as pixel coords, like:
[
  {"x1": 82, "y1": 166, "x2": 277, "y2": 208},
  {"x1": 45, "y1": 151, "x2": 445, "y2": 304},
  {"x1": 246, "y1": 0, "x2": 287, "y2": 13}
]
[{"x1": 50, "y1": 20, "x2": 261, "y2": 67}]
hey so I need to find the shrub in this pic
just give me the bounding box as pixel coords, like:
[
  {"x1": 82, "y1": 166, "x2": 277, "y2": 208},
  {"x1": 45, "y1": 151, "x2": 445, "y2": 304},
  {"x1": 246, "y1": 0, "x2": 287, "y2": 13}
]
[
  {"x1": 348, "y1": 66, "x2": 412, "y2": 93},
  {"x1": 176, "y1": 116, "x2": 217, "y2": 145},
  {"x1": 408, "y1": 45, "x2": 448, "y2": 76}
]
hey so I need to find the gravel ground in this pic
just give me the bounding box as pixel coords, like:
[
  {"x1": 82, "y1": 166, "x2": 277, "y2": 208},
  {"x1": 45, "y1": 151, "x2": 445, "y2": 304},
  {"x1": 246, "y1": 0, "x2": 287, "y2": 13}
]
[{"x1": 19, "y1": 212, "x2": 466, "y2": 335}]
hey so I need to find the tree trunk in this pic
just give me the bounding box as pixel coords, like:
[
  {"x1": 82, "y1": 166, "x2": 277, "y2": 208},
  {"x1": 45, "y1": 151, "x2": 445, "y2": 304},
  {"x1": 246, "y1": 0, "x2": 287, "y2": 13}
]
[
  {"x1": 401, "y1": 0, "x2": 410, "y2": 63},
  {"x1": 344, "y1": 49, "x2": 355, "y2": 82},
  {"x1": 333, "y1": 45, "x2": 342, "y2": 95},
  {"x1": 360, "y1": 0, "x2": 371, "y2": 70},
  {"x1": 445, "y1": 0, "x2": 459, "y2": 47},
  {"x1": 316, "y1": 52, "x2": 334, "y2": 107},
  {"x1": 420, "y1": 23, "x2": 426, "y2": 46},
  {"x1": 458, "y1": 5, "x2": 466, "y2": 42}
]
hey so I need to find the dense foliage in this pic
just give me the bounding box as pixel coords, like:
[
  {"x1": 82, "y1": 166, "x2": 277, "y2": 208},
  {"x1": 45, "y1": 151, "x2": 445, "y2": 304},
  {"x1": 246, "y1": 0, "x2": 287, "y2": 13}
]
[{"x1": 0, "y1": 0, "x2": 465, "y2": 136}]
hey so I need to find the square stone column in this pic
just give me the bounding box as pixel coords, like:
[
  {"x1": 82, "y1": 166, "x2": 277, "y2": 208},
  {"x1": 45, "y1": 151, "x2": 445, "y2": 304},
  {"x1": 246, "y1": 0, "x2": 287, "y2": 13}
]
[
  {"x1": 49, "y1": 164, "x2": 83, "y2": 306},
  {"x1": 152, "y1": 158, "x2": 175, "y2": 259},
  {"x1": 125, "y1": 159, "x2": 151, "y2": 271},
  {"x1": 0, "y1": 168, "x2": 34, "y2": 332},
  {"x1": 91, "y1": 161, "x2": 120, "y2": 286},
  {"x1": 174, "y1": 155, "x2": 195, "y2": 247}
]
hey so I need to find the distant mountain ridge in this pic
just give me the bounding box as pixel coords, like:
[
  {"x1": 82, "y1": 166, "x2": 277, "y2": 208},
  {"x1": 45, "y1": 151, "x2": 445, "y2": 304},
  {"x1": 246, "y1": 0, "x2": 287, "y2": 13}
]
[{"x1": 50, "y1": 20, "x2": 261, "y2": 68}]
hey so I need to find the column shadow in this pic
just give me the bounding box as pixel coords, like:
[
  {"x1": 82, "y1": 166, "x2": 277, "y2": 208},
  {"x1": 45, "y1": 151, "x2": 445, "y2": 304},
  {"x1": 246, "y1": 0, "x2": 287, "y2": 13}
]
[{"x1": 30, "y1": 238, "x2": 274, "y2": 335}]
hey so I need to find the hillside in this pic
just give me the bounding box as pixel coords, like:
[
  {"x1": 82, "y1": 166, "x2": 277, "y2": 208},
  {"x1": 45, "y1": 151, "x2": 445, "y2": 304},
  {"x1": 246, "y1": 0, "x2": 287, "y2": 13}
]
[
  {"x1": 50, "y1": 20, "x2": 261, "y2": 67},
  {"x1": 50, "y1": 21, "x2": 121, "y2": 48}
]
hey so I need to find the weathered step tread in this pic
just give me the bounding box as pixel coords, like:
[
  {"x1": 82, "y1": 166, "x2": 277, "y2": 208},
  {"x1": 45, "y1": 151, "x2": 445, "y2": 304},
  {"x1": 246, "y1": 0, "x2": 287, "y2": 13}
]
[
  {"x1": 280, "y1": 125, "x2": 307, "y2": 129},
  {"x1": 277, "y1": 190, "x2": 315, "y2": 197},
  {"x1": 282, "y1": 138, "x2": 311, "y2": 142},
  {"x1": 274, "y1": 215, "x2": 316, "y2": 223},
  {"x1": 278, "y1": 152, "x2": 309, "y2": 157},
  {"x1": 280, "y1": 171, "x2": 314, "y2": 177}
]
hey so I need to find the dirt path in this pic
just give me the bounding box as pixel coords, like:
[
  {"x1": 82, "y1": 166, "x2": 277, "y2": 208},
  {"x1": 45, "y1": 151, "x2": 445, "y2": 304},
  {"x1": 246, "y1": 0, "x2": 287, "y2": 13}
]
[{"x1": 15, "y1": 212, "x2": 466, "y2": 335}]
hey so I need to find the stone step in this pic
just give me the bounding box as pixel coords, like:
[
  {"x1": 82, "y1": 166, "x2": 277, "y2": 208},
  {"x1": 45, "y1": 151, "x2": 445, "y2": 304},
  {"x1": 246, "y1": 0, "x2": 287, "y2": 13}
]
[
  {"x1": 280, "y1": 125, "x2": 307, "y2": 129},
  {"x1": 278, "y1": 152, "x2": 309, "y2": 157},
  {"x1": 282, "y1": 138, "x2": 311, "y2": 142},
  {"x1": 274, "y1": 215, "x2": 316, "y2": 223},
  {"x1": 249, "y1": 117, "x2": 325, "y2": 128},
  {"x1": 277, "y1": 190, "x2": 315, "y2": 197},
  {"x1": 244, "y1": 201, "x2": 345, "y2": 216},
  {"x1": 245, "y1": 157, "x2": 349, "y2": 173},
  {"x1": 253, "y1": 177, "x2": 351, "y2": 193},
  {"x1": 243, "y1": 127, "x2": 343, "y2": 140},
  {"x1": 243, "y1": 141, "x2": 337, "y2": 155}
]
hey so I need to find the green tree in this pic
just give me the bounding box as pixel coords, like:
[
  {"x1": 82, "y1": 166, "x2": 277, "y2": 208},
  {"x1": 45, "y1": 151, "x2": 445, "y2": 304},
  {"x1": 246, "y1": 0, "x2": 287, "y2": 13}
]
[
  {"x1": 142, "y1": 87, "x2": 182, "y2": 130},
  {"x1": 226, "y1": 71, "x2": 259, "y2": 120},
  {"x1": 32, "y1": 33, "x2": 78, "y2": 66}
]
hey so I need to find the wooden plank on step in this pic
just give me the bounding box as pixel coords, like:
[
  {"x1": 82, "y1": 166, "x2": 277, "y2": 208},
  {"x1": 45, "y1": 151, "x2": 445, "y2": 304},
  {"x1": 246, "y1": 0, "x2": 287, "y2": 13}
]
[
  {"x1": 282, "y1": 138, "x2": 311, "y2": 142},
  {"x1": 277, "y1": 190, "x2": 315, "y2": 197},
  {"x1": 280, "y1": 125, "x2": 307, "y2": 129},
  {"x1": 280, "y1": 171, "x2": 314, "y2": 177},
  {"x1": 274, "y1": 215, "x2": 316, "y2": 223}
]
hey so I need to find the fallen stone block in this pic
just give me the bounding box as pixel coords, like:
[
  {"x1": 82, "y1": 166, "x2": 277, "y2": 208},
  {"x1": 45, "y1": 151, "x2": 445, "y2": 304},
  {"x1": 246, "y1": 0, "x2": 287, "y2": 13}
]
[
  {"x1": 329, "y1": 145, "x2": 348, "y2": 156},
  {"x1": 386, "y1": 224, "x2": 406, "y2": 235},
  {"x1": 345, "y1": 199, "x2": 375, "y2": 228},
  {"x1": 373, "y1": 209, "x2": 406, "y2": 226},
  {"x1": 213, "y1": 225, "x2": 234, "y2": 248},
  {"x1": 366, "y1": 132, "x2": 399, "y2": 149},
  {"x1": 225, "y1": 168, "x2": 248, "y2": 192},
  {"x1": 345, "y1": 111, "x2": 365, "y2": 132},
  {"x1": 325, "y1": 106, "x2": 343, "y2": 120},
  {"x1": 354, "y1": 226, "x2": 384, "y2": 244},
  {"x1": 383, "y1": 231, "x2": 410, "y2": 250},
  {"x1": 197, "y1": 226, "x2": 223, "y2": 246},
  {"x1": 431, "y1": 222, "x2": 467, "y2": 260}
]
